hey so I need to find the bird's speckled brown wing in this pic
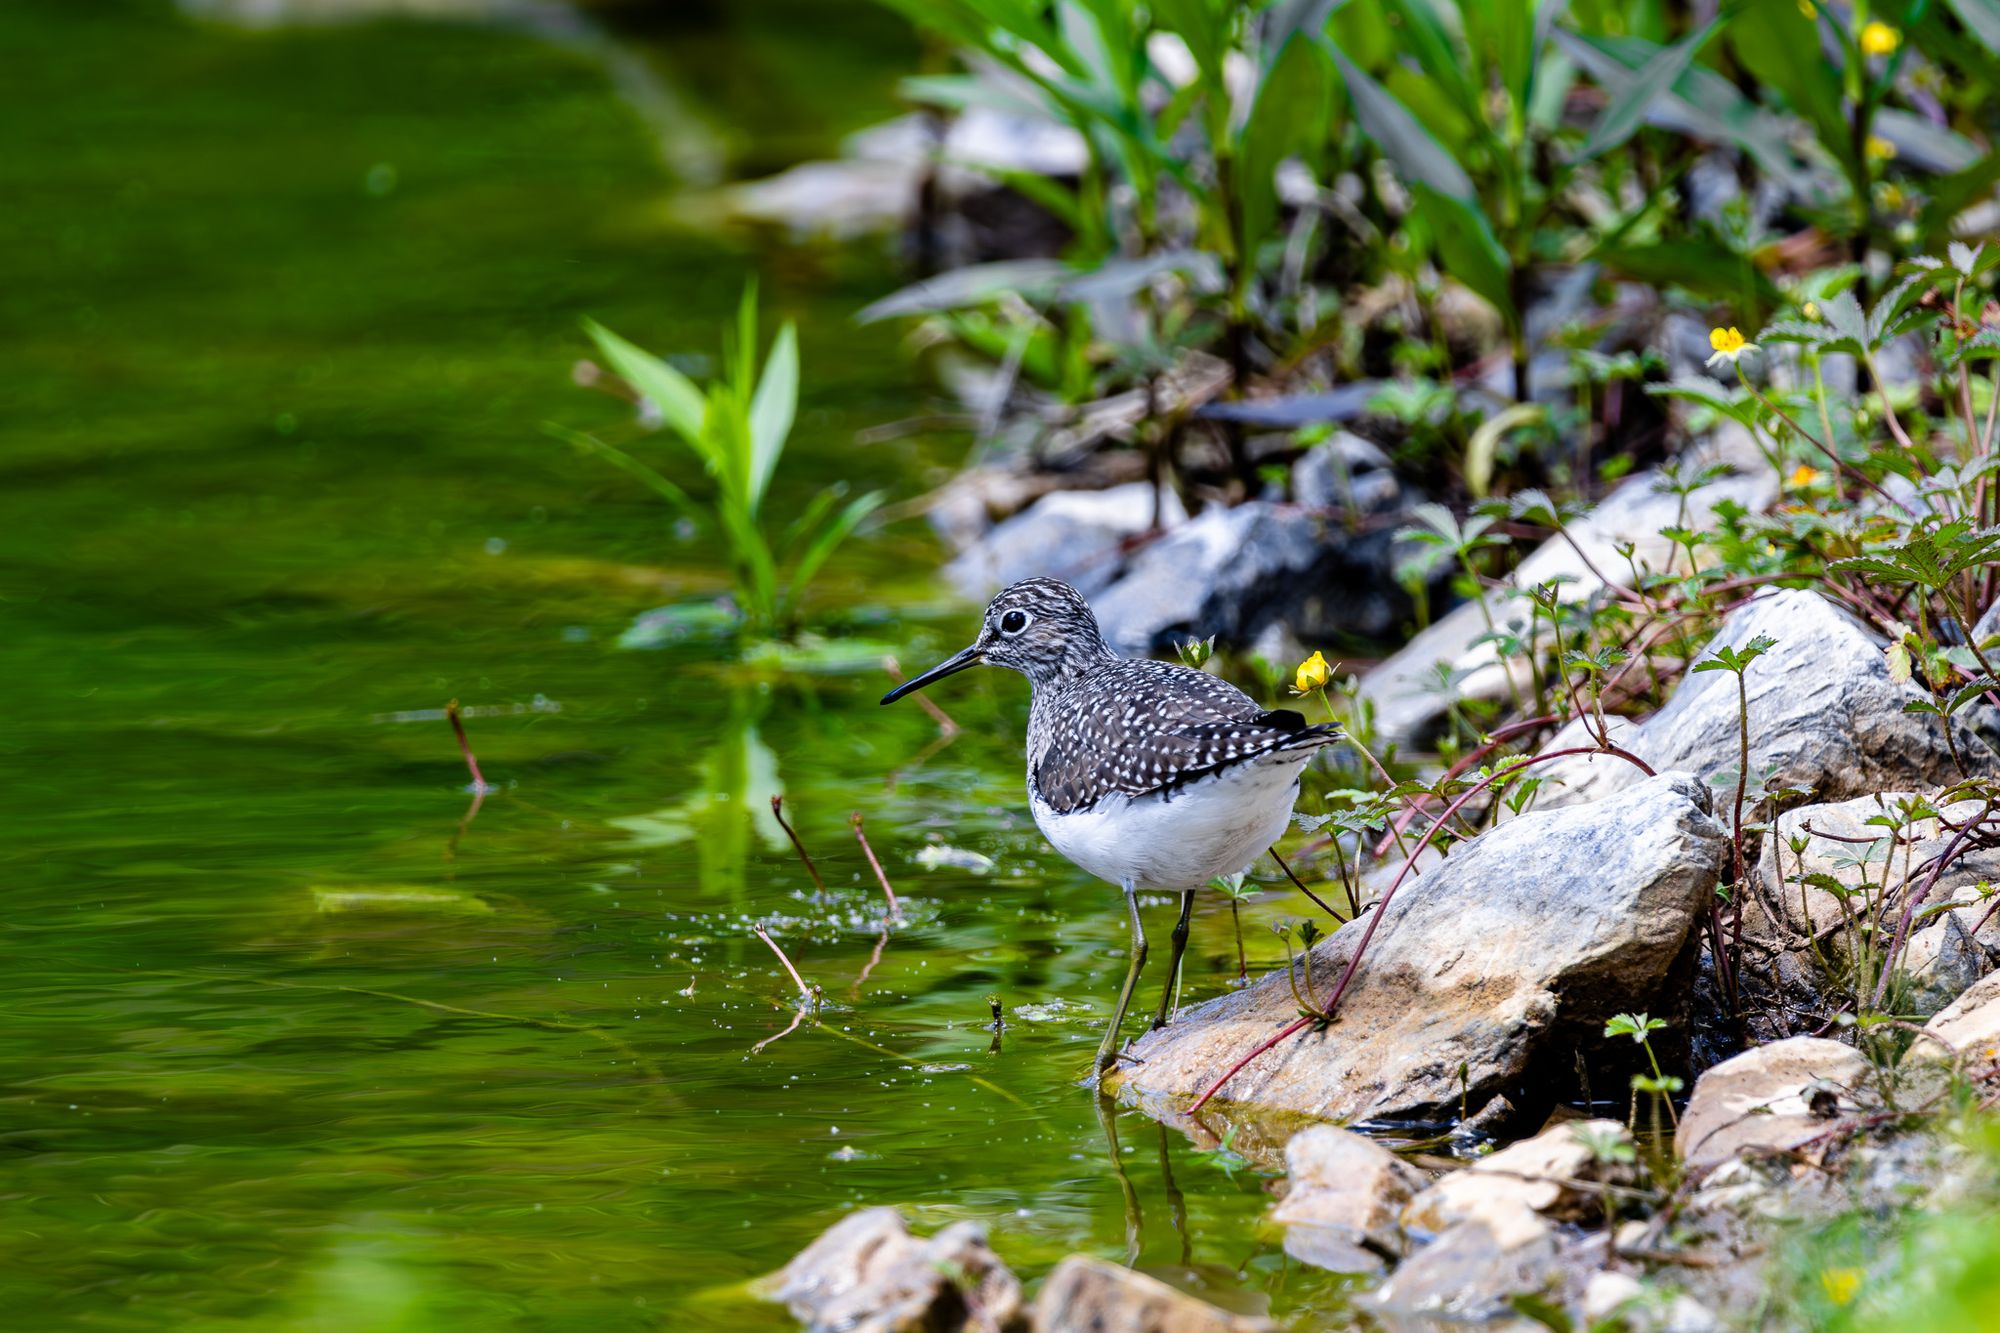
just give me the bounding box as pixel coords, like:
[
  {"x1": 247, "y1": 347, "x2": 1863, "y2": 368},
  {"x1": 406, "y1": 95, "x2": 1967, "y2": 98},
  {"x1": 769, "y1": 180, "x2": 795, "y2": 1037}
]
[{"x1": 1029, "y1": 659, "x2": 1340, "y2": 814}]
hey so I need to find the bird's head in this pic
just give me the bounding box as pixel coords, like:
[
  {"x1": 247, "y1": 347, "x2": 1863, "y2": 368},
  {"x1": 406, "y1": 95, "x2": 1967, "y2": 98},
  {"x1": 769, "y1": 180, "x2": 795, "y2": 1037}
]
[{"x1": 881, "y1": 577, "x2": 1111, "y2": 703}]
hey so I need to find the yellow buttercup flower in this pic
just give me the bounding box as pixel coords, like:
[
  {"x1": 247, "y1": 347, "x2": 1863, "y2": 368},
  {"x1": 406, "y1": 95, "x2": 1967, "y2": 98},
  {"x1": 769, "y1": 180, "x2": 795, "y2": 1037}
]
[
  {"x1": 1707, "y1": 326, "x2": 1759, "y2": 367},
  {"x1": 1790, "y1": 464, "x2": 1821, "y2": 487},
  {"x1": 1860, "y1": 20, "x2": 1900, "y2": 56},
  {"x1": 1294, "y1": 650, "x2": 1331, "y2": 694},
  {"x1": 1866, "y1": 134, "x2": 1898, "y2": 162},
  {"x1": 1821, "y1": 1266, "x2": 1863, "y2": 1305}
]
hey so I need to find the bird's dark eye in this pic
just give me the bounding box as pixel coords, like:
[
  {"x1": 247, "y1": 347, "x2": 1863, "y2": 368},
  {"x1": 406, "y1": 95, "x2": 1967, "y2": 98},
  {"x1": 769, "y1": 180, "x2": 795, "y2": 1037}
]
[{"x1": 999, "y1": 609, "x2": 1031, "y2": 635}]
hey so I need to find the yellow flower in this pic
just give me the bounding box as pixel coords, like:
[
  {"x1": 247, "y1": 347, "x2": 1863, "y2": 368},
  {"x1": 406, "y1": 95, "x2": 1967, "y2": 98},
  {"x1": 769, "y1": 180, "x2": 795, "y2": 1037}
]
[
  {"x1": 1803, "y1": 301, "x2": 1820, "y2": 320},
  {"x1": 1866, "y1": 134, "x2": 1898, "y2": 162},
  {"x1": 1294, "y1": 650, "x2": 1331, "y2": 694},
  {"x1": 1860, "y1": 20, "x2": 1900, "y2": 56},
  {"x1": 1878, "y1": 182, "x2": 1906, "y2": 210},
  {"x1": 1790, "y1": 464, "x2": 1821, "y2": 487},
  {"x1": 1707, "y1": 326, "x2": 1759, "y2": 368},
  {"x1": 1821, "y1": 1266, "x2": 1863, "y2": 1305}
]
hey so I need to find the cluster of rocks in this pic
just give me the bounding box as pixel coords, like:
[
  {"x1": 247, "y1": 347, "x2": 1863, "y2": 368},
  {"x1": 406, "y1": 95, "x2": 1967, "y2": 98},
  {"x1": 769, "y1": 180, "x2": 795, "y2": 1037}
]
[
  {"x1": 771, "y1": 577, "x2": 2000, "y2": 1328},
  {"x1": 773, "y1": 964, "x2": 2000, "y2": 1332},
  {"x1": 769, "y1": 1206, "x2": 1273, "y2": 1333},
  {"x1": 934, "y1": 431, "x2": 1436, "y2": 659}
]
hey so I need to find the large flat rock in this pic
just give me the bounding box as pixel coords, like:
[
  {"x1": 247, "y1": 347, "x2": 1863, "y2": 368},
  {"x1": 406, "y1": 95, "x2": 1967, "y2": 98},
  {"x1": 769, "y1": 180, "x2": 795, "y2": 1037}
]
[{"x1": 1109, "y1": 773, "x2": 1727, "y2": 1123}]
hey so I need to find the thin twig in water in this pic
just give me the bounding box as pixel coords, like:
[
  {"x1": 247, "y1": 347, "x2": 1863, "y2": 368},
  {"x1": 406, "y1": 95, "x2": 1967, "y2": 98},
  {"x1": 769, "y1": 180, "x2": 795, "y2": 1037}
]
[
  {"x1": 752, "y1": 1005, "x2": 808, "y2": 1054},
  {"x1": 771, "y1": 796, "x2": 828, "y2": 897},
  {"x1": 850, "y1": 812, "x2": 902, "y2": 917},
  {"x1": 752, "y1": 922, "x2": 815, "y2": 1008},
  {"x1": 445, "y1": 699, "x2": 491, "y2": 792},
  {"x1": 884, "y1": 656, "x2": 960, "y2": 734}
]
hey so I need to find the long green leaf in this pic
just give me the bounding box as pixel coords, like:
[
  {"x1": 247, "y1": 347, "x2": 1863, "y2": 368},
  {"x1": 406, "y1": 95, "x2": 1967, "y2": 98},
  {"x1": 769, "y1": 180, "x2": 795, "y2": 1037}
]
[
  {"x1": 747, "y1": 322, "x2": 798, "y2": 516},
  {"x1": 1380, "y1": 0, "x2": 1482, "y2": 129},
  {"x1": 1239, "y1": 34, "x2": 1330, "y2": 254},
  {"x1": 1872, "y1": 107, "x2": 1984, "y2": 173},
  {"x1": 583, "y1": 319, "x2": 708, "y2": 446},
  {"x1": 1579, "y1": 16, "x2": 1717, "y2": 159},
  {"x1": 540, "y1": 423, "x2": 703, "y2": 522},
  {"x1": 1325, "y1": 43, "x2": 1478, "y2": 203},
  {"x1": 1729, "y1": 1, "x2": 1851, "y2": 179},
  {"x1": 1947, "y1": 0, "x2": 2000, "y2": 50},
  {"x1": 784, "y1": 491, "x2": 885, "y2": 615},
  {"x1": 1557, "y1": 30, "x2": 1807, "y2": 191},
  {"x1": 1412, "y1": 182, "x2": 1515, "y2": 327}
]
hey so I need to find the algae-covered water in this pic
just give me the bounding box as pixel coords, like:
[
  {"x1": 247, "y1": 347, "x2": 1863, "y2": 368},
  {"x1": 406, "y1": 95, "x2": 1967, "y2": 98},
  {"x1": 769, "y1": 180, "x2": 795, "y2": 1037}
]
[{"x1": 0, "y1": 4, "x2": 1360, "y2": 1327}]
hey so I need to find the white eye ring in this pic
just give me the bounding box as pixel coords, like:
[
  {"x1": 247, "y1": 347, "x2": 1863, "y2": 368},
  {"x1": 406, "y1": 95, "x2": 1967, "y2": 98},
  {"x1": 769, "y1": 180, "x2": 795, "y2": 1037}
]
[{"x1": 999, "y1": 609, "x2": 1032, "y2": 635}]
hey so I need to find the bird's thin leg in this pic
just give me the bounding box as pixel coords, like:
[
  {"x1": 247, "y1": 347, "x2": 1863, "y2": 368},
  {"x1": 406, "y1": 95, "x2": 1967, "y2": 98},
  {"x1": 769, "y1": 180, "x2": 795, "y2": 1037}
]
[
  {"x1": 1095, "y1": 882, "x2": 1148, "y2": 1077},
  {"x1": 1151, "y1": 890, "x2": 1195, "y2": 1029}
]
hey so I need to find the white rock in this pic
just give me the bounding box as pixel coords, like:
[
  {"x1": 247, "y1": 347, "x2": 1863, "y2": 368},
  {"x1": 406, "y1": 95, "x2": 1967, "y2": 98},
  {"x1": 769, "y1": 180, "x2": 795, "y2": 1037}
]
[
  {"x1": 1033, "y1": 1255, "x2": 1275, "y2": 1332},
  {"x1": 1675, "y1": 1037, "x2": 1875, "y2": 1173},
  {"x1": 1531, "y1": 591, "x2": 1995, "y2": 811},
  {"x1": 1359, "y1": 463, "x2": 1775, "y2": 747},
  {"x1": 944, "y1": 481, "x2": 1184, "y2": 600},
  {"x1": 1270, "y1": 1126, "x2": 1427, "y2": 1272},
  {"x1": 1911, "y1": 967, "x2": 2000, "y2": 1070},
  {"x1": 1402, "y1": 1119, "x2": 1637, "y2": 1238}
]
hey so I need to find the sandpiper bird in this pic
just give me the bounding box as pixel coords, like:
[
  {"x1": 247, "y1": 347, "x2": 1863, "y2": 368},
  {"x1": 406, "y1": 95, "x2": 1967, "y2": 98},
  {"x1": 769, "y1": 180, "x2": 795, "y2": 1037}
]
[{"x1": 882, "y1": 577, "x2": 1341, "y2": 1075}]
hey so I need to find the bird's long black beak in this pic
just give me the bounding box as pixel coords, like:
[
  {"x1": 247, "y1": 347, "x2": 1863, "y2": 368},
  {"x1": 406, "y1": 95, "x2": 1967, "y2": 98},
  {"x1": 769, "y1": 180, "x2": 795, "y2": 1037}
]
[{"x1": 881, "y1": 643, "x2": 982, "y2": 704}]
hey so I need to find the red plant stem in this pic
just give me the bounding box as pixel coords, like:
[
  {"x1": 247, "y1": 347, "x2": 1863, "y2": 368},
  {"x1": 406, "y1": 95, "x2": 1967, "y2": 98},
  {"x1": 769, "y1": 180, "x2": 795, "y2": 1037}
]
[
  {"x1": 445, "y1": 699, "x2": 488, "y2": 791},
  {"x1": 850, "y1": 813, "x2": 901, "y2": 917},
  {"x1": 752, "y1": 922, "x2": 814, "y2": 1006},
  {"x1": 1871, "y1": 807, "x2": 1995, "y2": 1010},
  {"x1": 1191, "y1": 743, "x2": 1656, "y2": 1113},
  {"x1": 1270, "y1": 845, "x2": 1343, "y2": 920},
  {"x1": 771, "y1": 796, "x2": 828, "y2": 896},
  {"x1": 1370, "y1": 715, "x2": 1558, "y2": 859}
]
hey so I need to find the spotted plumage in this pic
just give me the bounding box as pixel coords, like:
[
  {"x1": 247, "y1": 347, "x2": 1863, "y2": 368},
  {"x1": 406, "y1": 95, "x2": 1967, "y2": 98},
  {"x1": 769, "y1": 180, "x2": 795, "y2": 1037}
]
[{"x1": 881, "y1": 576, "x2": 1342, "y2": 1073}]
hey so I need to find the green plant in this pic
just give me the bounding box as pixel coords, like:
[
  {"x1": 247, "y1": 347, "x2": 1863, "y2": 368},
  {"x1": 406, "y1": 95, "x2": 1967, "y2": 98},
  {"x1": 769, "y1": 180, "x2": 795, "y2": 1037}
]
[
  {"x1": 1605, "y1": 1011, "x2": 1682, "y2": 1175},
  {"x1": 1210, "y1": 871, "x2": 1257, "y2": 985},
  {"x1": 1326, "y1": 1, "x2": 1733, "y2": 401},
  {"x1": 550, "y1": 286, "x2": 882, "y2": 638}
]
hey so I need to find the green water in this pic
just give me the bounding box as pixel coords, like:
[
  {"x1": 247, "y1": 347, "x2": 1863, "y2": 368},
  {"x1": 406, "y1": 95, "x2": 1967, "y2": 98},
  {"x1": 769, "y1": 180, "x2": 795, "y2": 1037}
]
[{"x1": 1, "y1": 4, "x2": 1361, "y2": 1328}]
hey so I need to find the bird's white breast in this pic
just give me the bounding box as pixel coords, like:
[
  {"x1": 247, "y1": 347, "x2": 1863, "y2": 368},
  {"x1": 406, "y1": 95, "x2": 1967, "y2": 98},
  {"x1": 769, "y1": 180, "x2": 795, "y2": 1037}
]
[{"x1": 1029, "y1": 749, "x2": 1314, "y2": 890}]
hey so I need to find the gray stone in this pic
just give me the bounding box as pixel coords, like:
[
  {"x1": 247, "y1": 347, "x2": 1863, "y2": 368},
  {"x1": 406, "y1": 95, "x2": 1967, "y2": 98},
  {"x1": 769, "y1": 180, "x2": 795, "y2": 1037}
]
[
  {"x1": 1531, "y1": 591, "x2": 1997, "y2": 811},
  {"x1": 1110, "y1": 773, "x2": 1727, "y2": 1124},
  {"x1": 1364, "y1": 1203, "x2": 1582, "y2": 1325},
  {"x1": 1910, "y1": 967, "x2": 2000, "y2": 1072},
  {"x1": 1289, "y1": 432, "x2": 1400, "y2": 514},
  {"x1": 724, "y1": 107, "x2": 1086, "y2": 242},
  {"x1": 1090, "y1": 499, "x2": 1419, "y2": 655},
  {"x1": 771, "y1": 1207, "x2": 1024, "y2": 1333},
  {"x1": 944, "y1": 481, "x2": 1184, "y2": 600},
  {"x1": 1269, "y1": 1126, "x2": 1427, "y2": 1272},
  {"x1": 1032, "y1": 1256, "x2": 1274, "y2": 1333},
  {"x1": 1582, "y1": 1272, "x2": 1722, "y2": 1333},
  {"x1": 1359, "y1": 462, "x2": 1775, "y2": 748},
  {"x1": 1674, "y1": 1037, "x2": 1875, "y2": 1174}
]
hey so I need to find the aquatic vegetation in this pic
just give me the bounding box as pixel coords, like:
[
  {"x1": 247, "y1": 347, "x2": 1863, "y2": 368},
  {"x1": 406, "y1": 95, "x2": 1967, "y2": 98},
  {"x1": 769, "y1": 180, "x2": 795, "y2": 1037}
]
[{"x1": 554, "y1": 285, "x2": 884, "y2": 638}]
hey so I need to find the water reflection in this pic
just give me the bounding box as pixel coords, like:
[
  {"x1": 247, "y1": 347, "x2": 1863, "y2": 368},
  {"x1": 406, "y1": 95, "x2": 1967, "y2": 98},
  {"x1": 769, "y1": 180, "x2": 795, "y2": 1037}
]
[{"x1": 607, "y1": 685, "x2": 784, "y2": 910}]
